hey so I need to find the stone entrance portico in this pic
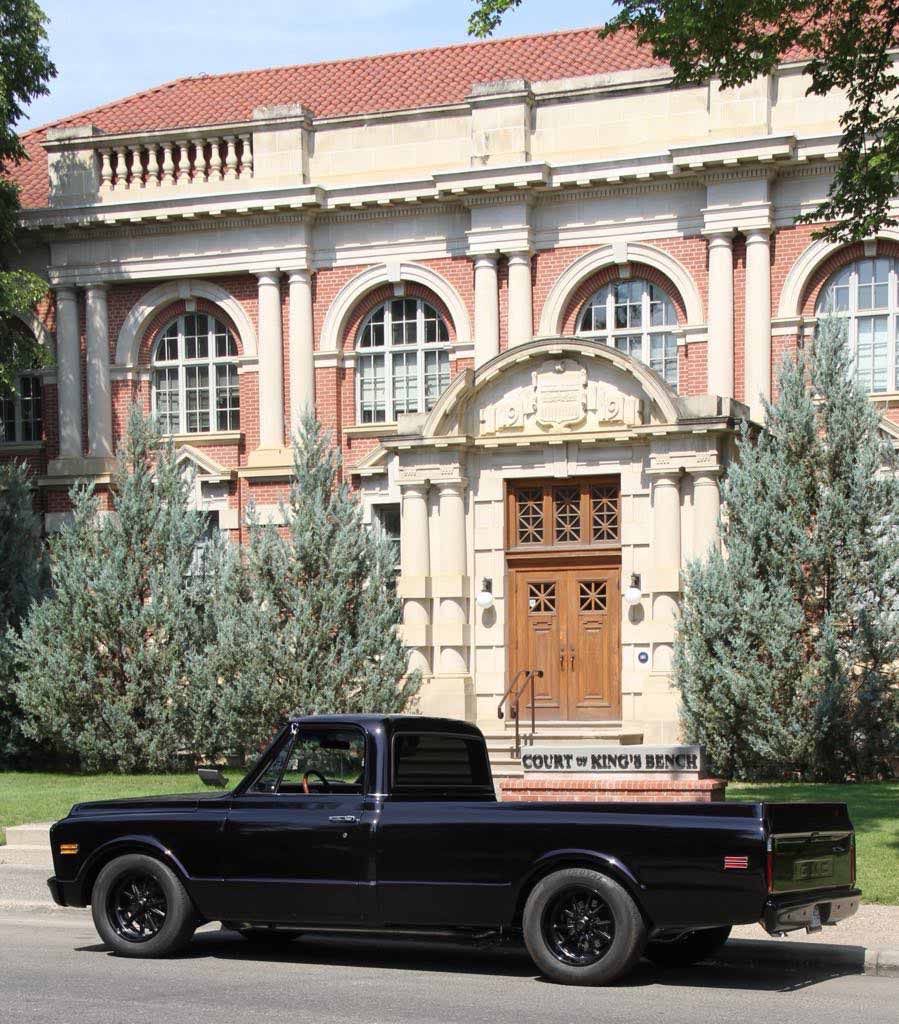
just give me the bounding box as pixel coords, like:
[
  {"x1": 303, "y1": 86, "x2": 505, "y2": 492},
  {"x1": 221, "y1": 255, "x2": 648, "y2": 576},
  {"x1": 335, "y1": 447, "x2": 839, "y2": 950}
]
[{"x1": 355, "y1": 337, "x2": 745, "y2": 769}]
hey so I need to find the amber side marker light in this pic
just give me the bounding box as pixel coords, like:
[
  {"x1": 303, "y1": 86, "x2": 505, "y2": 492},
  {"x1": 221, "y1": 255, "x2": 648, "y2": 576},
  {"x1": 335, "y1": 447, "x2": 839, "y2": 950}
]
[{"x1": 58, "y1": 843, "x2": 79, "y2": 855}]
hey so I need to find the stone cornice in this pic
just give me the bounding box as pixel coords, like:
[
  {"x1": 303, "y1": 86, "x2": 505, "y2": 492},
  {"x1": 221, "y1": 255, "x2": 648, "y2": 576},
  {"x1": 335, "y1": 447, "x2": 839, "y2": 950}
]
[{"x1": 20, "y1": 129, "x2": 847, "y2": 239}]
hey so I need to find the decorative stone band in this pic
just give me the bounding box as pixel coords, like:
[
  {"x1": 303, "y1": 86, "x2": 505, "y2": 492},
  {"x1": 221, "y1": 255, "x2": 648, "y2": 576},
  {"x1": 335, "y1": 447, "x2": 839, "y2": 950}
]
[{"x1": 499, "y1": 777, "x2": 726, "y2": 803}]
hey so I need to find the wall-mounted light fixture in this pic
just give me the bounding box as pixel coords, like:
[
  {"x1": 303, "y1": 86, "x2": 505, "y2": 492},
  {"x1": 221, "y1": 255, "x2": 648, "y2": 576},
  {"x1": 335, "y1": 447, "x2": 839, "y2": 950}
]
[
  {"x1": 624, "y1": 572, "x2": 642, "y2": 606},
  {"x1": 476, "y1": 577, "x2": 495, "y2": 610}
]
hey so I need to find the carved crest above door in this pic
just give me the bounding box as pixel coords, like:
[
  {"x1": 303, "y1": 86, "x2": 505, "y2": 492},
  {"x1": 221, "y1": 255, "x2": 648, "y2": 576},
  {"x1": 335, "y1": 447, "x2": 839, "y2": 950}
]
[{"x1": 478, "y1": 357, "x2": 644, "y2": 437}]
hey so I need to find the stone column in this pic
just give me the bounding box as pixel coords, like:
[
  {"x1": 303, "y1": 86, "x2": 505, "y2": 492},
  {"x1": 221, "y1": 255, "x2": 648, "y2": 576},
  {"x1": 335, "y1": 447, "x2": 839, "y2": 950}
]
[
  {"x1": 506, "y1": 251, "x2": 533, "y2": 347},
  {"x1": 400, "y1": 482, "x2": 432, "y2": 675},
  {"x1": 706, "y1": 232, "x2": 734, "y2": 399},
  {"x1": 651, "y1": 471, "x2": 682, "y2": 596},
  {"x1": 473, "y1": 255, "x2": 499, "y2": 367},
  {"x1": 85, "y1": 284, "x2": 113, "y2": 459},
  {"x1": 745, "y1": 228, "x2": 772, "y2": 422},
  {"x1": 691, "y1": 469, "x2": 721, "y2": 561},
  {"x1": 55, "y1": 287, "x2": 83, "y2": 460},
  {"x1": 435, "y1": 480, "x2": 468, "y2": 675},
  {"x1": 255, "y1": 270, "x2": 285, "y2": 451},
  {"x1": 288, "y1": 269, "x2": 315, "y2": 437}
]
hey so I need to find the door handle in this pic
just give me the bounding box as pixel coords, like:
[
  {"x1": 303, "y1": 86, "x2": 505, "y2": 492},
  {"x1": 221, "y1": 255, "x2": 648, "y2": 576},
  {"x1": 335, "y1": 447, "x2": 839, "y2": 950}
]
[
  {"x1": 328, "y1": 815, "x2": 360, "y2": 824},
  {"x1": 569, "y1": 644, "x2": 575, "y2": 669}
]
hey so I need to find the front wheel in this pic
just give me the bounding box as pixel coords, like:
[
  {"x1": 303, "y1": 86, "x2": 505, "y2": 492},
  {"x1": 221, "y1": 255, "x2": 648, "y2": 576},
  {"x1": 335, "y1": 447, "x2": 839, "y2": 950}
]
[
  {"x1": 91, "y1": 853, "x2": 197, "y2": 958},
  {"x1": 522, "y1": 868, "x2": 646, "y2": 986},
  {"x1": 644, "y1": 926, "x2": 732, "y2": 967}
]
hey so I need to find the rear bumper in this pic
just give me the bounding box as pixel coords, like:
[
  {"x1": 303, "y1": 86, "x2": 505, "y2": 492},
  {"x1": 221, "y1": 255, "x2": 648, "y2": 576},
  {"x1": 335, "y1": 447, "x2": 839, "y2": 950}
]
[
  {"x1": 47, "y1": 876, "x2": 84, "y2": 908},
  {"x1": 762, "y1": 887, "x2": 861, "y2": 935}
]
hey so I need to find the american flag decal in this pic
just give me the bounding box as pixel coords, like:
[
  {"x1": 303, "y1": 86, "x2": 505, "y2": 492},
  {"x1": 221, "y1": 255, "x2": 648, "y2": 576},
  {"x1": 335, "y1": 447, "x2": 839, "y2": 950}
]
[{"x1": 724, "y1": 855, "x2": 749, "y2": 870}]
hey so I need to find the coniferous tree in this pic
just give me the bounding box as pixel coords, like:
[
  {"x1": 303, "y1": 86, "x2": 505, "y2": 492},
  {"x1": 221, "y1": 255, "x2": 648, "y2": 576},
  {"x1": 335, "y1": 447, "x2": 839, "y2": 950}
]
[
  {"x1": 193, "y1": 413, "x2": 420, "y2": 760},
  {"x1": 14, "y1": 407, "x2": 213, "y2": 771},
  {"x1": 675, "y1": 319, "x2": 899, "y2": 780},
  {"x1": 0, "y1": 461, "x2": 45, "y2": 762}
]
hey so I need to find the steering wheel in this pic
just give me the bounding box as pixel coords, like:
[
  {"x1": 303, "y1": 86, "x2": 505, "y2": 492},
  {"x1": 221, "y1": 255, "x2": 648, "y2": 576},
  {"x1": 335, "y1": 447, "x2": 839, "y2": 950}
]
[{"x1": 302, "y1": 770, "x2": 331, "y2": 794}]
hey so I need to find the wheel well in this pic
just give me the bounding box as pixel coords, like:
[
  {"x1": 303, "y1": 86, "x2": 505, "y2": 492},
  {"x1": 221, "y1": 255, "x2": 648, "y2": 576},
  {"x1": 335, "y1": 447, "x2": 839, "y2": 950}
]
[
  {"x1": 80, "y1": 845, "x2": 179, "y2": 906},
  {"x1": 512, "y1": 858, "x2": 651, "y2": 929}
]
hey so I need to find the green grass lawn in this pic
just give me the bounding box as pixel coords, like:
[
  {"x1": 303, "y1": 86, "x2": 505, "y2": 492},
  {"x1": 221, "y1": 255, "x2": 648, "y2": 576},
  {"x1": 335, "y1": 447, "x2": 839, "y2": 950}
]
[
  {"x1": 2, "y1": 773, "x2": 896, "y2": 905},
  {"x1": 0, "y1": 772, "x2": 213, "y2": 843},
  {"x1": 729, "y1": 782, "x2": 899, "y2": 906}
]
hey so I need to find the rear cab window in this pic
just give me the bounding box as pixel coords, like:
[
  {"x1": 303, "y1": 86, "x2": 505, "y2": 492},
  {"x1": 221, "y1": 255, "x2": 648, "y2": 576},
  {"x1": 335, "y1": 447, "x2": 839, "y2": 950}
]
[{"x1": 391, "y1": 732, "x2": 493, "y2": 798}]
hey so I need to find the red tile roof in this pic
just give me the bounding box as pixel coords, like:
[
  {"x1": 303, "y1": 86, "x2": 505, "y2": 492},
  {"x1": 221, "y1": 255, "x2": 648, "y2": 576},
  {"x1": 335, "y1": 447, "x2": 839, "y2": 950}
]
[{"x1": 10, "y1": 25, "x2": 664, "y2": 209}]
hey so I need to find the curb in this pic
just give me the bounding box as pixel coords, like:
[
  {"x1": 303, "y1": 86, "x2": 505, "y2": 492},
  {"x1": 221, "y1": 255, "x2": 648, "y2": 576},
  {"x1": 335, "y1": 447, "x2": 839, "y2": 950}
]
[{"x1": 714, "y1": 938, "x2": 899, "y2": 978}]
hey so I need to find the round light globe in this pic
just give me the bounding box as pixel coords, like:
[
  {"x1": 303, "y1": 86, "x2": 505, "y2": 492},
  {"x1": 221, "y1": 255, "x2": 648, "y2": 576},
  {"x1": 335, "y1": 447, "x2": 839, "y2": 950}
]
[
  {"x1": 476, "y1": 588, "x2": 495, "y2": 610},
  {"x1": 623, "y1": 584, "x2": 642, "y2": 607}
]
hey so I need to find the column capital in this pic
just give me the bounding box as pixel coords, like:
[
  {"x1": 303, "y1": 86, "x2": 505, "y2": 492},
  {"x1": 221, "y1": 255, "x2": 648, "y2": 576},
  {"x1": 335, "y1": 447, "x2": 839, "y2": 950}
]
[
  {"x1": 473, "y1": 253, "x2": 498, "y2": 269},
  {"x1": 82, "y1": 280, "x2": 109, "y2": 293},
  {"x1": 287, "y1": 268, "x2": 312, "y2": 285},
  {"x1": 255, "y1": 269, "x2": 282, "y2": 286},
  {"x1": 434, "y1": 477, "x2": 468, "y2": 494},
  {"x1": 647, "y1": 466, "x2": 683, "y2": 482},
  {"x1": 505, "y1": 249, "x2": 532, "y2": 264},
  {"x1": 689, "y1": 466, "x2": 721, "y2": 482},
  {"x1": 704, "y1": 230, "x2": 734, "y2": 246},
  {"x1": 399, "y1": 480, "x2": 430, "y2": 496},
  {"x1": 54, "y1": 285, "x2": 78, "y2": 302},
  {"x1": 744, "y1": 226, "x2": 772, "y2": 243}
]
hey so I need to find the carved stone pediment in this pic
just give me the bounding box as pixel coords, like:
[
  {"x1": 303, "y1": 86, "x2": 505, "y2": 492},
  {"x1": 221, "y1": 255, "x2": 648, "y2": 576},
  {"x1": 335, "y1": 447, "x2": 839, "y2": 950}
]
[{"x1": 478, "y1": 357, "x2": 643, "y2": 437}]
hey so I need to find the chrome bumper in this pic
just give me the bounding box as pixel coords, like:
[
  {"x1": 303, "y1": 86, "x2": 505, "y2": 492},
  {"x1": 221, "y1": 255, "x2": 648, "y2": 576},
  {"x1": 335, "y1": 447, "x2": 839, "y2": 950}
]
[{"x1": 762, "y1": 887, "x2": 861, "y2": 935}]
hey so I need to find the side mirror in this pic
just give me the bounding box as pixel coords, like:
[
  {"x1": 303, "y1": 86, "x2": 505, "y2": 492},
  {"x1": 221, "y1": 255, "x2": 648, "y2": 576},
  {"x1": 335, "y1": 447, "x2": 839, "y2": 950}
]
[{"x1": 197, "y1": 766, "x2": 227, "y2": 787}]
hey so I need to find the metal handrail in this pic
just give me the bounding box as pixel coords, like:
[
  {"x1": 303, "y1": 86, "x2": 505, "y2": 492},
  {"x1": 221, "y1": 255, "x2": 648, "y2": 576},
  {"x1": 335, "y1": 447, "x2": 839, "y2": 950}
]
[{"x1": 497, "y1": 668, "x2": 544, "y2": 759}]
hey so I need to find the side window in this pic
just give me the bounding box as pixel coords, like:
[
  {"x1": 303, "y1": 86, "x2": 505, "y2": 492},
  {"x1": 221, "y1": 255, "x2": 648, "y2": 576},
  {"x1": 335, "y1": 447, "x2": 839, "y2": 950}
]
[
  {"x1": 254, "y1": 729, "x2": 366, "y2": 794},
  {"x1": 393, "y1": 733, "x2": 491, "y2": 790}
]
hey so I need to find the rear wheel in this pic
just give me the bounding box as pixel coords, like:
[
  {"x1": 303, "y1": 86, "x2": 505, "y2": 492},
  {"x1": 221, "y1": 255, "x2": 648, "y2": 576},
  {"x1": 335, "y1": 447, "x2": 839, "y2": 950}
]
[
  {"x1": 522, "y1": 868, "x2": 646, "y2": 986},
  {"x1": 644, "y1": 926, "x2": 732, "y2": 968},
  {"x1": 91, "y1": 854, "x2": 196, "y2": 958}
]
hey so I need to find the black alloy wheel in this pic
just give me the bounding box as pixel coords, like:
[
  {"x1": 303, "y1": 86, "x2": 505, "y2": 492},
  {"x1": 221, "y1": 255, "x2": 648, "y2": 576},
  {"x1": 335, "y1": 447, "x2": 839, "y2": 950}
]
[
  {"x1": 108, "y1": 872, "x2": 168, "y2": 942},
  {"x1": 91, "y1": 853, "x2": 197, "y2": 958},
  {"x1": 543, "y1": 886, "x2": 616, "y2": 966}
]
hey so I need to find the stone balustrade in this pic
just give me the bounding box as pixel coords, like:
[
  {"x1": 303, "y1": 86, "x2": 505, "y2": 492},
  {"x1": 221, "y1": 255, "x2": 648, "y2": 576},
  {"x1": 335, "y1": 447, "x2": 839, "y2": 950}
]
[{"x1": 96, "y1": 133, "x2": 253, "y2": 193}]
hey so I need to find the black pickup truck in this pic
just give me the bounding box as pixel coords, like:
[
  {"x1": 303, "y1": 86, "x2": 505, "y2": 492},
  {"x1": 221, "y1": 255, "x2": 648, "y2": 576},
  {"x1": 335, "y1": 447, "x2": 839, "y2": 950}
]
[{"x1": 47, "y1": 715, "x2": 860, "y2": 985}]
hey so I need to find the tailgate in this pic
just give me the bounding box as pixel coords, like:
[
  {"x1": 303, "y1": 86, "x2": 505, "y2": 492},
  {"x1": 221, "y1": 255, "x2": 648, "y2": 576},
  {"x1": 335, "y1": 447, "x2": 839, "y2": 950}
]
[{"x1": 764, "y1": 803, "x2": 855, "y2": 895}]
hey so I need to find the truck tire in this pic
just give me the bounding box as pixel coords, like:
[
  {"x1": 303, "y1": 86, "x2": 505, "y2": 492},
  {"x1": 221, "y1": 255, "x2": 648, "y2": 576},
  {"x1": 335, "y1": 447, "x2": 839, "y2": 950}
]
[
  {"x1": 644, "y1": 926, "x2": 731, "y2": 967},
  {"x1": 522, "y1": 867, "x2": 646, "y2": 985},
  {"x1": 91, "y1": 853, "x2": 197, "y2": 958}
]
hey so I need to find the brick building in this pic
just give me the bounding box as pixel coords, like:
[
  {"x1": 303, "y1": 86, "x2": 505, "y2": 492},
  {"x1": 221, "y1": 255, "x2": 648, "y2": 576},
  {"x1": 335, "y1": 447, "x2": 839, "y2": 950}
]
[{"x1": 5, "y1": 26, "x2": 899, "y2": 775}]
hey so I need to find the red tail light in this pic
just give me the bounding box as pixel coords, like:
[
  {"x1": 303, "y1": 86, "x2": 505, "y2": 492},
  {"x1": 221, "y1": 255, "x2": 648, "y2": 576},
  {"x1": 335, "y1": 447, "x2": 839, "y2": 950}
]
[{"x1": 765, "y1": 838, "x2": 774, "y2": 892}]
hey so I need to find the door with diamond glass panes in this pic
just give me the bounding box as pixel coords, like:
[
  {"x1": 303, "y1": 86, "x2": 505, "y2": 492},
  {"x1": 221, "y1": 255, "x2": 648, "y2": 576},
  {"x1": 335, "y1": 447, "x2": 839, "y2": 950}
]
[{"x1": 507, "y1": 480, "x2": 621, "y2": 721}]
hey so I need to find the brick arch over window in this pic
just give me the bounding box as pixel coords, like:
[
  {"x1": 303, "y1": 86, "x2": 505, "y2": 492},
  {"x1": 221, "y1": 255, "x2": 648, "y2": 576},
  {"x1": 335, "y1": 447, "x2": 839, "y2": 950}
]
[
  {"x1": 341, "y1": 282, "x2": 457, "y2": 351},
  {"x1": 319, "y1": 262, "x2": 471, "y2": 353},
  {"x1": 798, "y1": 239, "x2": 899, "y2": 317},
  {"x1": 559, "y1": 263, "x2": 688, "y2": 335},
  {"x1": 116, "y1": 279, "x2": 257, "y2": 366},
  {"x1": 139, "y1": 299, "x2": 245, "y2": 365},
  {"x1": 539, "y1": 242, "x2": 704, "y2": 336},
  {"x1": 777, "y1": 231, "x2": 899, "y2": 319}
]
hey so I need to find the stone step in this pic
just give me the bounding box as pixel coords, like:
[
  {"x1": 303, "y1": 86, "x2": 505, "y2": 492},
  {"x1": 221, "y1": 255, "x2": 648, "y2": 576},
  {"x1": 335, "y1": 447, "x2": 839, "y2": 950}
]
[
  {"x1": 0, "y1": 845, "x2": 54, "y2": 868},
  {"x1": 4, "y1": 823, "x2": 52, "y2": 848}
]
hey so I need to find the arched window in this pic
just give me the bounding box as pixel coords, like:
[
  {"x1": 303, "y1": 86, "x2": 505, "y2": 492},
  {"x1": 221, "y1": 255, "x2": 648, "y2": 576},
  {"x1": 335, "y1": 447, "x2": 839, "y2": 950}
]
[
  {"x1": 576, "y1": 279, "x2": 679, "y2": 389},
  {"x1": 151, "y1": 313, "x2": 239, "y2": 434},
  {"x1": 816, "y1": 257, "x2": 898, "y2": 393},
  {"x1": 356, "y1": 298, "x2": 451, "y2": 424}
]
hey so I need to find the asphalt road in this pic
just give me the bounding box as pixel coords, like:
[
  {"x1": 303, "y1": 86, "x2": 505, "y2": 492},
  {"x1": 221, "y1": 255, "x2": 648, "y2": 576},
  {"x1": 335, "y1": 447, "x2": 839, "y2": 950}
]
[{"x1": 3, "y1": 909, "x2": 896, "y2": 1024}]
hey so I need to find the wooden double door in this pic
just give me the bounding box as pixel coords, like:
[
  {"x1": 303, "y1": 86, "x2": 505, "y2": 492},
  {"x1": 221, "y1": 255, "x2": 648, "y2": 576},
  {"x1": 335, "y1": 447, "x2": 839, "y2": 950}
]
[{"x1": 509, "y1": 559, "x2": 621, "y2": 721}]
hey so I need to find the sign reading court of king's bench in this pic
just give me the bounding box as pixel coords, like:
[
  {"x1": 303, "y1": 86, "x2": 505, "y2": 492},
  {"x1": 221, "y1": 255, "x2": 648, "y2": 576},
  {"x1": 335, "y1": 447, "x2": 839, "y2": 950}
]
[{"x1": 522, "y1": 745, "x2": 705, "y2": 775}]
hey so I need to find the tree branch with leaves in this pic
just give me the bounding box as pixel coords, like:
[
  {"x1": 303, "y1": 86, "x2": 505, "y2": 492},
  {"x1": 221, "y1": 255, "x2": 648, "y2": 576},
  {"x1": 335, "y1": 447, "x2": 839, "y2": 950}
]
[{"x1": 468, "y1": 1, "x2": 899, "y2": 242}]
